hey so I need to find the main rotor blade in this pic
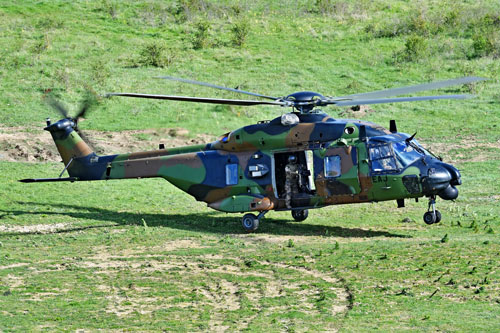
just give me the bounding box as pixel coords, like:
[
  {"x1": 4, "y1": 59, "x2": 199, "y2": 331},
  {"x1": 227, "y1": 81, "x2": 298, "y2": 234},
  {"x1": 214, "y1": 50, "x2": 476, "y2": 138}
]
[
  {"x1": 338, "y1": 77, "x2": 486, "y2": 100},
  {"x1": 156, "y1": 76, "x2": 279, "y2": 100},
  {"x1": 329, "y1": 94, "x2": 472, "y2": 107},
  {"x1": 106, "y1": 93, "x2": 289, "y2": 106}
]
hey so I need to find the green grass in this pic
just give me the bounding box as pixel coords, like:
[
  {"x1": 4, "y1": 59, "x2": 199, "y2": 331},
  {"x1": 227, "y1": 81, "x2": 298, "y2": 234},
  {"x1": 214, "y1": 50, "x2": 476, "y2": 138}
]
[
  {"x1": 0, "y1": 158, "x2": 499, "y2": 331},
  {"x1": 1, "y1": 0, "x2": 499, "y2": 139},
  {"x1": 1, "y1": 0, "x2": 500, "y2": 331}
]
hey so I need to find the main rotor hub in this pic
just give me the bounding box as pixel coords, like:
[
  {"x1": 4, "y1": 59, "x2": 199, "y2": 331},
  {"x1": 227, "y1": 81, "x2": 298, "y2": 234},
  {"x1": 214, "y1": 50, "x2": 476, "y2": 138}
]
[{"x1": 285, "y1": 91, "x2": 325, "y2": 113}]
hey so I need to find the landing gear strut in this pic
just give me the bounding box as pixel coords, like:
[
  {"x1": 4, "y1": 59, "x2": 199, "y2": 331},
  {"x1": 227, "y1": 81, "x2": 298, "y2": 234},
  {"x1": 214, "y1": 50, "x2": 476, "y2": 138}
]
[
  {"x1": 242, "y1": 211, "x2": 268, "y2": 232},
  {"x1": 423, "y1": 196, "x2": 442, "y2": 225}
]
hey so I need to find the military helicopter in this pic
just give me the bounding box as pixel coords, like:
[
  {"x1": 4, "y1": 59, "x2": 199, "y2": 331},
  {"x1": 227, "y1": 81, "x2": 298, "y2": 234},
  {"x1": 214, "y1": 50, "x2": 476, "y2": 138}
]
[{"x1": 21, "y1": 76, "x2": 486, "y2": 232}]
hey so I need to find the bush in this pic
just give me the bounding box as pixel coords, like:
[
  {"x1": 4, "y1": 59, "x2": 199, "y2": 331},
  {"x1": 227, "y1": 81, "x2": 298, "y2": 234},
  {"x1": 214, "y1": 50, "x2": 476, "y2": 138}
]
[
  {"x1": 393, "y1": 35, "x2": 429, "y2": 62},
  {"x1": 192, "y1": 20, "x2": 211, "y2": 49},
  {"x1": 135, "y1": 42, "x2": 175, "y2": 68},
  {"x1": 31, "y1": 34, "x2": 50, "y2": 54},
  {"x1": 35, "y1": 17, "x2": 64, "y2": 29},
  {"x1": 311, "y1": 0, "x2": 350, "y2": 18},
  {"x1": 470, "y1": 31, "x2": 500, "y2": 58},
  {"x1": 313, "y1": 0, "x2": 336, "y2": 15},
  {"x1": 169, "y1": 0, "x2": 212, "y2": 22},
  {"x1": 91, "y1": 59, "x2": 111, "y2": 85},
  {"x1": 231, "y1": 19, "x2": 250, "y2": 47},
  {"x1": 96, "y1": 0, "x2": 118, "y2": 19}
]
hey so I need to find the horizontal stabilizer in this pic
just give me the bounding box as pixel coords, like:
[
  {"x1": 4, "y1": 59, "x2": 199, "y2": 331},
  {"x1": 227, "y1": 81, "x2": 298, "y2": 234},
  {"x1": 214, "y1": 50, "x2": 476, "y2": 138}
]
[{"x1": 19, "y1": 177, "x2": 79, "y2": 183}]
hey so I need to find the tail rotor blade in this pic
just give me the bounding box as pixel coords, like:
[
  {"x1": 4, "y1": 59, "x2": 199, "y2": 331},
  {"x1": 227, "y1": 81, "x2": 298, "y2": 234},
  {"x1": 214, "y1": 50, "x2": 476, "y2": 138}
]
[
  {"x1": 74, "y1": 92, "x2": 98, "y2": 120},
  {"x1": 46, "y1": 97, "x2": 70, "y2": 118}
]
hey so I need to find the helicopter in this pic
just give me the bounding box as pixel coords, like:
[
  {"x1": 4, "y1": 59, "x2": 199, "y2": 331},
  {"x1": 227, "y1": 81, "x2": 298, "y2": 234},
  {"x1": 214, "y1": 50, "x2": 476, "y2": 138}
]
[{"x1": 20, "y1": 76, "x2": 486, "y2": 232}]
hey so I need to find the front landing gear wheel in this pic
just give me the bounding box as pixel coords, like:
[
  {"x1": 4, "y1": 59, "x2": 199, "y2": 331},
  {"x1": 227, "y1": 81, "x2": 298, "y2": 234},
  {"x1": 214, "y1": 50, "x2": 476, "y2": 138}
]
[
  {"x1": 242, "y1": 213, "x2": 259, "y2": 232},
  {"x1": 423, "y1": 212, "x2": 436, "y2": 224},
  {"x1": 434, "y1": 210, "x2": 442, "y2": 223},
  {"x1": 423, "y1": 210, "x2": 441, "y2": 224},
  {"x1": 291, "y1": 209, "x2": 308, "y2": 222}
]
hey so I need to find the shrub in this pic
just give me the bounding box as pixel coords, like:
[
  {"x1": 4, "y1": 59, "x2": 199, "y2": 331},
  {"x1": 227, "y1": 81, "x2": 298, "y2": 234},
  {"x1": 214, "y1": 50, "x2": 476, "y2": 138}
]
[
  {"x1": 192, "y1": 20, "x2": 211, "y2": 49},
  {"x1": 231, "y1": 19, "x2": 250, "y2": 47},
  {"x1": 35, "y1": 17, "x2": 64, "y2": 29},
  {"x1": 31, "y1": 34, "x2": 50, "y2": 54},
  {"x1": 91, "y1": 59, "x2": 111, "y2": 85},
  {"x1": 470, "y1": 31, "x2": 499, "y2": 58},
  {"x1": 96, "y1": 0, "x2": 118, "y2": 19},
  {"x1": 170, "y1": 0, "x2": 211, "y2": 22},
  {"x1": 313, "y1": 0, "x2": 336, "y2": 15},
  {"x1": 311, "y1": 0, "x2": 350, "y2": 18},
  {"x1": 136, "y1": 42, "x2": 175, "y2": 68},
  {"x1": 393, "y1": 35, "x2": 429, "y2": 62}
]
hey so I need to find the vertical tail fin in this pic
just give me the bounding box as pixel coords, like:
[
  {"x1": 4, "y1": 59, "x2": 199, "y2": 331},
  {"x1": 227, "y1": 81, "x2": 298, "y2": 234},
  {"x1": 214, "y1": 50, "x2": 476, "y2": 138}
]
[{"x1": 45, "y1": 119, "x2": 93, "y2": 166}]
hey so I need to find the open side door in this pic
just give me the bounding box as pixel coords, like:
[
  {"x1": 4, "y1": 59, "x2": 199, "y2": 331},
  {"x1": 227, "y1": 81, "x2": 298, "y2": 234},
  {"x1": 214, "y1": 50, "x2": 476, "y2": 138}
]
[{"x1": 272, "y1": 150, "x2": 316, "y2": 206}]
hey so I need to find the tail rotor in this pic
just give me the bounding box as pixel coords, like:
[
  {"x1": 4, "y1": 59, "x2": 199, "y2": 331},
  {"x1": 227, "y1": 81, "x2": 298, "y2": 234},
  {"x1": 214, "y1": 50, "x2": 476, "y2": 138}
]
[{"x1": 45, "y1": 93, "x2": 99, "y2": 151}]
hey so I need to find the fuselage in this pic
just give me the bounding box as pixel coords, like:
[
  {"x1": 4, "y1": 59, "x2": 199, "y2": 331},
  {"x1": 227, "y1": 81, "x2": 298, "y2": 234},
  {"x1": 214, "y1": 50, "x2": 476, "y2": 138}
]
[{"x1": 47, "y1": 112, "x2": 461, "y2": 213}]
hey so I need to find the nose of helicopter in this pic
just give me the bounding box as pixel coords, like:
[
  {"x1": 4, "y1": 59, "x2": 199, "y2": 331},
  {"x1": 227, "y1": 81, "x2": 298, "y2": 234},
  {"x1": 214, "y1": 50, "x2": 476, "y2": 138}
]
[{"x1": 422, "y1": 162, "x2": 461, "y2": 200}]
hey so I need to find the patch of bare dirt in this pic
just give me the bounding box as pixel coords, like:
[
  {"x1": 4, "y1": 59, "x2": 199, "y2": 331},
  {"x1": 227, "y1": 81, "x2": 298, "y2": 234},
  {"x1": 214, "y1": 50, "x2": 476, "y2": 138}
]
[
  {"x1": 0, "y1": 126, "x2": 214, "y2": 162},
  {"x1": 26, "y1": 290, "x2": 69, "y2": 302},
  {"x1": 44, "y1": 246, "x2": 349, "y2": 331},
  {"x1": 3, "y1": 274, "x2": 24, "y2": 288},
  {"x1": 0, "y1": 263, "x2": 29, "y2": 270},
  {"x1": 0, "y1": 223, "x2": 69, "y2": 234},
  {"x1": 338, "y1": 105, "x2": 376, "y2": 118},
  {"x1": 419, "y1": 138, "x2": 500, "y2": 163}
]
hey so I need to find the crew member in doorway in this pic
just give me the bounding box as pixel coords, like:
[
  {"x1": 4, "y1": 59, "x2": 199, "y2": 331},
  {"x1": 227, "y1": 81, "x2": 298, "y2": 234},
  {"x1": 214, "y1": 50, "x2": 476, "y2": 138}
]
[{"x1": 285, "y1": 155, "x2": 300, "y2": 209}]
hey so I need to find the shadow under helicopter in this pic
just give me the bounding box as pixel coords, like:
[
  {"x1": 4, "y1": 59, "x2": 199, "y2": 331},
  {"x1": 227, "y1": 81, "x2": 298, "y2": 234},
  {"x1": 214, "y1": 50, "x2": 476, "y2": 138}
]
[{"x1": 1, "y1": 202, "x2": 410, "y2": 239}]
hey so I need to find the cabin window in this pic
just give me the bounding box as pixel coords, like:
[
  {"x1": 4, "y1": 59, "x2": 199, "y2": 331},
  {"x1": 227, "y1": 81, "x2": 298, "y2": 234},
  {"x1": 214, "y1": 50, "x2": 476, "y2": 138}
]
[
  {"x1": 369, "y1": 144, "x2": 398, "y2": 172},
  {"x1": 324, "y1": 155, "x2": 341, "y2": 178},
  {"x1": 225, "y1": 164, "x2": 239, "y2": 185}
]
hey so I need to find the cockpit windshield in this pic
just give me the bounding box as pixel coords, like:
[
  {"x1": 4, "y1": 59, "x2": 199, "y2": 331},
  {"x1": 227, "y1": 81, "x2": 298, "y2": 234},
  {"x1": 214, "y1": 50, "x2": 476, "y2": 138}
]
[
  {"x1": 412, "y1": 139, "x2": 434, "y2": 157},
  {"x1": 392, "y1": 141, "x2": 425, "y2": 167},
  {"x1": 369, "y1": 140, "x2": 429, "y2": 172}
]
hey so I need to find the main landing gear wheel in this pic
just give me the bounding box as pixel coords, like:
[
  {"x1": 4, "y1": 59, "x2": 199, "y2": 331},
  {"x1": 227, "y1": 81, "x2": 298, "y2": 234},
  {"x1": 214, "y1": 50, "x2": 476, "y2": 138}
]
[
  {"x1": 291, "y1": 209, "x2": 309, "y2": 222},
  {"x1": 242, "y1": 213, "x2": 259, "y2": 232},
  {"x1": 423, "y1": 210, "x2": 442, "y2": 224},
  {"x1": 241, "y1": 211, "x2": 268, "y2": 232}
]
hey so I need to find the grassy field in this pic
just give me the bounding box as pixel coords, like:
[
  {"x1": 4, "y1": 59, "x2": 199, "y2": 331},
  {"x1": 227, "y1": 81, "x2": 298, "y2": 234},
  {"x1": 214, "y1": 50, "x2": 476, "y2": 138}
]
[{"x1": 1, "y1": 0, "x2": 500, "y2": 331}]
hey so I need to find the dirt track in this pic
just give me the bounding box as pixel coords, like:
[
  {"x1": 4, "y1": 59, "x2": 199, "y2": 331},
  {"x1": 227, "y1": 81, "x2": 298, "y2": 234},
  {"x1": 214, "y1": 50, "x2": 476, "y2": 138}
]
[{"x1": 0, "y1": 126, "x2": 214, "y2": 163}]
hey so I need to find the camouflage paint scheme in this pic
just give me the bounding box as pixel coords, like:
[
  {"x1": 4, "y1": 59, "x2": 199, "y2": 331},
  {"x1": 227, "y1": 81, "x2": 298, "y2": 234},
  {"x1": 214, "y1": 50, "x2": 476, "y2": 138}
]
[{"x1": 43, "y1": 112, "x2": 461, "y2": 214}]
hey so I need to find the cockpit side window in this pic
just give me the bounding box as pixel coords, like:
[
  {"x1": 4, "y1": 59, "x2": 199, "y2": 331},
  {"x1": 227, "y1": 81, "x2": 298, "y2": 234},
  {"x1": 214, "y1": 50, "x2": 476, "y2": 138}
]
[{"x1": 369, "y1": 144, "x2": 398, "y2": 172}]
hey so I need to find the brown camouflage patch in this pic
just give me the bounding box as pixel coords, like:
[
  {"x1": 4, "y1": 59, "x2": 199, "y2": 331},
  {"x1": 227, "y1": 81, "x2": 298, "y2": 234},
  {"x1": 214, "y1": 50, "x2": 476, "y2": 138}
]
[
  {"x1": 122, "y1": 153, "x2": 203, "y2": 179},
  {"x1": 285, "y1": 123, "x2": 315, "y2": 146},
  {"x1": 249, "y1": 197, "x2": 274, "y2": 211},
  {"x1": 203, "y1": 187, "x2": 233, "y2": 203}
]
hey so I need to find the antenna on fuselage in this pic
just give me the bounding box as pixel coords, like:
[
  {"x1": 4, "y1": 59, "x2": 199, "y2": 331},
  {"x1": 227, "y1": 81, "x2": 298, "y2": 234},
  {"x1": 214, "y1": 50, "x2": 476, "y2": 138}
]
[{"x1": 389, "y1": 120, "x2": 397, "y2": 133}]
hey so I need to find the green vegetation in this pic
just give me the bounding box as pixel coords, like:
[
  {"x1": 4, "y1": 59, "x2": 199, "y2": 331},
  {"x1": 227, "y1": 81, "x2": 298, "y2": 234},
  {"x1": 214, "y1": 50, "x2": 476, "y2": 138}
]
[{"x1": 0, "y1": 0, "x2": 499, "y2": 331}]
